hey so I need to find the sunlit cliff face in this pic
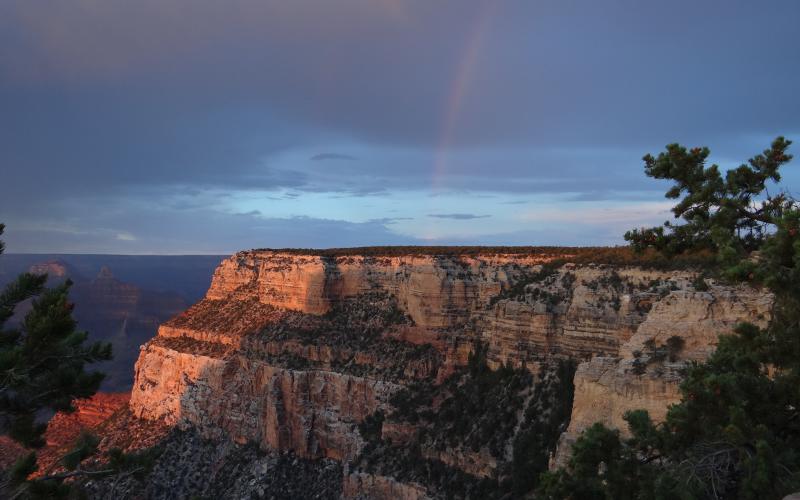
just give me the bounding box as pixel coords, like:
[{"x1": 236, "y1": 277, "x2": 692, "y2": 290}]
[
  {"x1": 129, "y1": 251, "x2": 771, "y2": 466},
  {"x1": 1, "y1": 248, "x2": 773, "y2": 498}
]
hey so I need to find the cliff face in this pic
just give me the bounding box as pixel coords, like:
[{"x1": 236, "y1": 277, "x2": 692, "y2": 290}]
[
  {"x1": 204, "y1": 252, "x2": 550, "y2": 328},
  {"x1": 551, "y1": 285, "x2": 772, "y2": 467},
  {"x1": 127, "y1": 250, "x2": 772, "y2": 498},
  {"x1": 132, "y1": 341, "x2": 395, "y2": 461},
  {"x1": 0, "y1": 393, "x2": 131, "y2": 474}
]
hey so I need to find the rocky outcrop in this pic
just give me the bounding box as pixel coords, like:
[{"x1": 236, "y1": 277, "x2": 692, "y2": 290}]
[
  {"x1": 67, "y1": 267, "x2": 189, "y2": 391},
  {"x1": 0, "y1": 393, "x2": 132, "y2": 474},
  {"x1": 481, "y1": 266, "x2": 674, "y2": 366},
  {"x1": 343, "y1": 471, "x2": 430, "y2": 500},
  {"x1": 76, "y1": 267, "x2": 141, "y2": 319},
  {"x1": 131, "y1": 340, "x2": 396, "y2": 461},
  {"x1": 205, "y1": 252, "x2": 556, "y2": 328},
  {"x1": 28, "y1": 260, "x2": 76, "y2": 283},
  {"x1": 552, "y1": 283, "x2": 773, "y2": 466},
  {"x1": 125, "y1": 249, "x2": 772, "y2": 497},
  {"x1": 83, "y1": 428, "x2": 344, "y2": 500},
  {"x1": 621, "y1": 286, "x2": 772, "y2": 361}
]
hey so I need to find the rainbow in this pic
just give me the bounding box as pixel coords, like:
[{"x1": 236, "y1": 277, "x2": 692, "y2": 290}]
[
  {"x1": 425, "y1": 1, "x2": 499, "y2": 238},
  {"x1": 432, "y1": 1, "x2": 499, "y2": 190}
]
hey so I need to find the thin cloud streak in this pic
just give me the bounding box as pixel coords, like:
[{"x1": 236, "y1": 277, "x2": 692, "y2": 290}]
[
  {"x1": 310, "y1": 153, "x2": 358, "y2": 161},
  {"x1": 428, "y1": 213, "x2": 492, "y2": 220},
  {"x1": 520, "y1": 202, "x2": 674, "y2": 227}
]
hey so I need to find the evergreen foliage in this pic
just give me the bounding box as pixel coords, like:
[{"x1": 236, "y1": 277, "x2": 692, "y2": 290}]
[
  {"x1": 360, "y1": 345, "x2": 576, "y2": 498},
  {"x1": 624, "y1": 137, "x2": 793, "y2": 257},
  {"x1": 540, "y1": 138, "x2": 800, "y2": 499},
  {"x1": 106, "y1": 444, "x2": 165, "y2": 478},
  {"x1": 510, "y1": 358, "x2": 576, "y2": 495},
  {"x1": 0, "y1": 223, "x2": 112, "y2": 496},
  {"x1": 0, "y1": 224, "x2": 112, "y2": 448},
  {"x1": 61, "y1": 432, "x2": 100, "y2": 471}
]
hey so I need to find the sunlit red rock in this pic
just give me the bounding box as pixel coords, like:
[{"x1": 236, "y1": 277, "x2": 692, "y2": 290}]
[{"x1": 124, "y1": 249, "x2": 772, "y2": 497}]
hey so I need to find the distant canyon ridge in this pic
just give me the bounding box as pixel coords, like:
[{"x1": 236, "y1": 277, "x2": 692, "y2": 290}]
[{"x1": 0, "y1": 254, "x2": 224, "y2": 390}]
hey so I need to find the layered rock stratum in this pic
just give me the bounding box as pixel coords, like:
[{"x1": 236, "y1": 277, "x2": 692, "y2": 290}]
[{"x1": 51, "y1": 249, "x2": 774, "y2": 498}]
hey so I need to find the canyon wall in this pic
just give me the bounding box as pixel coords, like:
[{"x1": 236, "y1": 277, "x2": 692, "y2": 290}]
[{"x1": 128, "y1": 250, "x2": 772, "y2": 498}]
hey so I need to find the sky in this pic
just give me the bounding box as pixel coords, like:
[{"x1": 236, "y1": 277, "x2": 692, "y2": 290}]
[{"x1": 1, "y1": 0, "x2": 799, "y2": 254}]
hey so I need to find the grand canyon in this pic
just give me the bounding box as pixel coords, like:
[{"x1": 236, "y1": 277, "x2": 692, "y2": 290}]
[
  {"x1": 3, "y1": 2, "x2": 797, "y2": 497},
  {"x1": 6, "y1": 247, "x2": 770, "y2": 498}
]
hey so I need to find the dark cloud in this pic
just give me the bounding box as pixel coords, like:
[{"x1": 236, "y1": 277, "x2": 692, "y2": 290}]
[
  {"x1": 265, "y1": 193, "x2": 302, "y2": 201},
  {"x1": 310, "y1": 153, "x2": 358, "y2": 161},
  {"x1": 428, "y1": 213, "x2": 491, "y2": 220},
  {"x1": 3, "y1": 0, "x2": 797, "y2": 148},
  {"x1": 0, "y1": 0, "x2": 798, "y2": 252}
]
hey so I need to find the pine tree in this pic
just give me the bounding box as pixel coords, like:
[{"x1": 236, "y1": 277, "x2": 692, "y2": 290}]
[
  {"x1": 0, "y1": 223, "x2": 112, "y2": 486},
  {"x1": 539, "y1": 138, "x2": 800, "y2": 499}
]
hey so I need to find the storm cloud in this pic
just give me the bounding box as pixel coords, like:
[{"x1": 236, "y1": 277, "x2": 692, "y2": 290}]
[{"x1": 1, "y1": 0, "x2": 798, "y2": 252}]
